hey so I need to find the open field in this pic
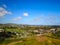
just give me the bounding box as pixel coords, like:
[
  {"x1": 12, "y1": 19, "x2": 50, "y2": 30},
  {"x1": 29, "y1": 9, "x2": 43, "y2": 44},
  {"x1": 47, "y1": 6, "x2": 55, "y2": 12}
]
[{"x1": 0, "y1": 35, "x2": 60, "y2": 45}]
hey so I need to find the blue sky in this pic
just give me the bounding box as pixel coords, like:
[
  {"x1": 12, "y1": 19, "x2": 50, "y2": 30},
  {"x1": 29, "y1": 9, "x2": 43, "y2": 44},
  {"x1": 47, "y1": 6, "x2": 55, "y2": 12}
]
[{"x1": 0, "y1": 0, "x2": 60, "y2": 25}]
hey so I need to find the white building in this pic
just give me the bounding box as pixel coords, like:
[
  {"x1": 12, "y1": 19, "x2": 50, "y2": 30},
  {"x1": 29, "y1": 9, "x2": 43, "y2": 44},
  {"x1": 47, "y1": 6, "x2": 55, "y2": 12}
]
[{"x1": 0, "y1": 29, "x2": 4, "y2": 32}]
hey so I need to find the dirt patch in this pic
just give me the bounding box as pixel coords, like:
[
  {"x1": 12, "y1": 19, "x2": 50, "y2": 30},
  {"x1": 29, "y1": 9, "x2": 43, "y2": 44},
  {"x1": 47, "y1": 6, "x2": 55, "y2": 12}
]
[{"x1": 35, "y1": 35, "x2": 47, "y2": 42}]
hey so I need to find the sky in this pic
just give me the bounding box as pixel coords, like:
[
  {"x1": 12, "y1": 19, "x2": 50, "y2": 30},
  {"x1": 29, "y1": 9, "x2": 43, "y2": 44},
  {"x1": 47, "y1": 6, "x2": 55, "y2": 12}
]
[{"x1": 0, "y1": 0, "x2": 60, "y2": 25}]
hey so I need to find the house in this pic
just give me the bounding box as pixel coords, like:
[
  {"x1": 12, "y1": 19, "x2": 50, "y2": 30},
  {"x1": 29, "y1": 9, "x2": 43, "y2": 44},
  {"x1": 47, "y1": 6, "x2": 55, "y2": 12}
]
[
  {"x1": 0, "y1": 29, "x2": 4, "y2": 32},
  {"x1": 33, "y1": 30, "x2": 40, "y2": 34},
  {"x1": 33, "y1": 30, "x2": 39, "y2": 32},
  {"x1": 50, "y1": 29, "x2": 56, "y2": 33}
]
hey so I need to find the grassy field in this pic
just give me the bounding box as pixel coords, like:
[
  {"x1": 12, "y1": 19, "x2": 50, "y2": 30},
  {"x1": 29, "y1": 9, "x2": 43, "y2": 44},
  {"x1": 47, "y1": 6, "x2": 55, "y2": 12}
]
[
  {"x1": 0, "y1": 28, "x2": 60, "y2": 45},
  {"x1": 5, "y1": 28, "x2": 25, "y2": 33},
  {"x1": 0, "y1": 35, "x2": 60, "y2": 45}
]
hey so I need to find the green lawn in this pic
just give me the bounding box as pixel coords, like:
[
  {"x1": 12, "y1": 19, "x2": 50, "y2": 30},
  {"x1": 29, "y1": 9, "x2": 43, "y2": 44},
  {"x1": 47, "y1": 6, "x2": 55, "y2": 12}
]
[{"x1": 5, "y1": 28, "x2": 25, "y2": 33}]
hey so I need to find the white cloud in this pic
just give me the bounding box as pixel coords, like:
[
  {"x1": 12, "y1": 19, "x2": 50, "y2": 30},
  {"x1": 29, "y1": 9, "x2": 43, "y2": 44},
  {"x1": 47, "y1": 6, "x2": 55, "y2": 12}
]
[
  {"x1": 3, "y1": 4, "x2": 7, "y2": 8},
  {"x1": 31, "y1": 17, "x2": 40, "y2": 22},
  {"x1": 23, "y1": 13, "x2": 28, "y2": 16},
  {"x1": 12, "y1": 17, "x2": 22, "y2": 21},
  {"x1": 0, "y1": 7, "x2": 12, "y2": 17}
]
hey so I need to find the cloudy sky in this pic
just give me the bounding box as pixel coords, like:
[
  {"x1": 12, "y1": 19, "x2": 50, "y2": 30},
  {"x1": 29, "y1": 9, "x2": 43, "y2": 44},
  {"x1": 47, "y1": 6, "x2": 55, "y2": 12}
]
[{"x1": 0, "y1": 0, "x2": 60, "y2": 25}]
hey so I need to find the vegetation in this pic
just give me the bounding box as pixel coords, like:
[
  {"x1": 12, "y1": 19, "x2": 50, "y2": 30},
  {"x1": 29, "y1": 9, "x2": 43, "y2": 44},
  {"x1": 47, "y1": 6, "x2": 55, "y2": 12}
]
[{"x1": 0, "y1": 24, "x2": 60, "y2": 45}]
